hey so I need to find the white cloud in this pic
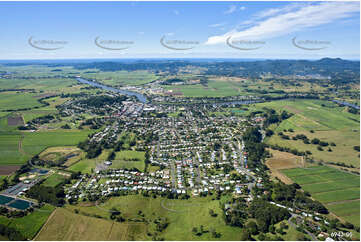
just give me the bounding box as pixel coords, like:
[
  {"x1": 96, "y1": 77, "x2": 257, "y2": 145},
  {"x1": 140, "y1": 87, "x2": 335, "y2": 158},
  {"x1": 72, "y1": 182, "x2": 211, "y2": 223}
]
[
  {"x1": 208, "y1": 22, "x2": 226, "y2": 28},
  {"x1": 173, "y1": 10, "x2": 180, "y2": 15},
  {"x1": 239, "y1": 6, "x2": 246, "y2": 11},
  {"x1": 206, "y1": 1, "x2": 359, "y2": 45},
  {"x1": 224, "y1": 5, "x2": 237, "y2": 14}
]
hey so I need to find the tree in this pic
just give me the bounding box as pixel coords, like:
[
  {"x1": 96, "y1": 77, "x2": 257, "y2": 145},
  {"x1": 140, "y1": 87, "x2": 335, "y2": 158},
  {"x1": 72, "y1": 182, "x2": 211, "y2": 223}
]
[
  {"x1": 240, "y1": 229, "x2": 252, "y2": 241},
  {"x1": 209, "y1": 209, "x2": 217, "y2": 217},
  {"x1": 246, "y1": 221, "x2": 258, "y2": 235},
  {"x1": 311, "y1": 138, "x2": 320, "y2": 144}
]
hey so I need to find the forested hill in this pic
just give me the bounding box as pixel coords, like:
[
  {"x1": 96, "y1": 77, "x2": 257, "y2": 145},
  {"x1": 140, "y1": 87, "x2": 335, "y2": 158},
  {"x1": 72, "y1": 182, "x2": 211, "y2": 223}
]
[{"x1": 3, "y1": 58, "x2": 360, "y2": 83}]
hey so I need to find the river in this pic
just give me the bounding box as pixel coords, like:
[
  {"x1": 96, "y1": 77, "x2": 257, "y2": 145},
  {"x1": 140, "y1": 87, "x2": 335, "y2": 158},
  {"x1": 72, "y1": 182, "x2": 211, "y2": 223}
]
[{"x1": 76, "y1": 77, "x2": 148, "y2": 103}]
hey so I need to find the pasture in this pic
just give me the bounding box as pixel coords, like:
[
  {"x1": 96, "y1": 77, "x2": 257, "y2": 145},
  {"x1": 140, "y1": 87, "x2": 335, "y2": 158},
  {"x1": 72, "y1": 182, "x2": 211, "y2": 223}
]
[
  {"x1": 64, "y1": 195, "x2": 245, "y2": 241},
  {"x1": 163, "y1": 80, "x2": 239, "y2": 97},
  {"x1": 0, "y1": 132, "x2": 27, "y2": 165},
  {"x1": 0, "y1": 130, "x2": 91, "y2": 166},
  {"x1": 22, "y1": 130, "x2": 91, "y2": 157},
  {"x1": 81, "y1": 70, "x2": 157, "y2": 86},
  {"x1": 282, "y1": 166, "x2": 360, "y2": 226},
  {"x1": 0, "y1": 92, "x2": 41, "y2": 111},
  {"x1": 35, "y1": 207, "x2": 147, "y2": 241},
  {"x1": 259, "y1": 99, "x2": 360, "y2": 167}
]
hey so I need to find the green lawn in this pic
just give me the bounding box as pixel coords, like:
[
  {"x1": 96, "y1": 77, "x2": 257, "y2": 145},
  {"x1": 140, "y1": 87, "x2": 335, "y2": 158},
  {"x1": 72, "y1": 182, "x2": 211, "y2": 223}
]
[
  {"x1": 111, "y1": 150, "x2": 145, "y2": 171},
  {"x1": 163, "y1": 80, "x2": 239, "y2": 97},
  {"x1": 42, "y1": 173, "x2": 66, "y2": 187}
]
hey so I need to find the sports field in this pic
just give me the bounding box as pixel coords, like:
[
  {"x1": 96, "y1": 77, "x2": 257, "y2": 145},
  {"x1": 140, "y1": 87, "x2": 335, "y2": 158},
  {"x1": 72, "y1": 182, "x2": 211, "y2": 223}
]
[
  {"x1": 42, "y1": 173, "x2": 67, "y2": 187},
  {"x1": 282, "y1": 166, "x2": 360, "y2": 226},
  {"x1": 111, "y1": 150, "x2": 146, "y2": 171}
]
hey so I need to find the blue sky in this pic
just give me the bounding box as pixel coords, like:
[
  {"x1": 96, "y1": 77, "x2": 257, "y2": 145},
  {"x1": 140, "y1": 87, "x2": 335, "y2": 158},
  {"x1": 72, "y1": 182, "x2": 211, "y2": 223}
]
[{"x1": 0, "y1": 1, "x2": 359, "y2": 60}]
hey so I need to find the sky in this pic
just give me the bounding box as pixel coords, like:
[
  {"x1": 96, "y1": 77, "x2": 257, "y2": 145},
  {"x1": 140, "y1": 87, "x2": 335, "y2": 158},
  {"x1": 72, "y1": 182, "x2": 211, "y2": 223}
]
[{"x1": 0, "y1": 1, "x2": 359, "y2": 60}]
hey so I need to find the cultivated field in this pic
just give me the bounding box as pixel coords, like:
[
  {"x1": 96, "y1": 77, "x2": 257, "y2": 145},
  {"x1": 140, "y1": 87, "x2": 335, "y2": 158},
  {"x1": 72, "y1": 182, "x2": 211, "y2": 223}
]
[{"x1": 282, "y1": 166, "x2": 360, "y2": 226}]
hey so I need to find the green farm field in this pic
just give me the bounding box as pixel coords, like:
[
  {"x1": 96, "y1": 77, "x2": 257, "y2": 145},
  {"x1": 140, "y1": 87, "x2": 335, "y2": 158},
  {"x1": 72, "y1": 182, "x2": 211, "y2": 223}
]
[
  {"x1": 282, "y1": 166, "x2": 360, "y2": 226},
  {"x1": 0, "y1": 130, "x2": 91, "y2": 166},
  {"x1": 163, "y1": 80, "x2": 239, "y2": 97},
  {"x1": 0, "y1": 204, "x2": 54, "y2": 240},
  {"x1": 256, "y1": 99, "x2": 360, "y2": 167},
  {"x1": 81, "y1": 70, "x2": 157, "y2": 86},
  {"x1": 0, "y1": 92, "x2": 41, "y2": 111}
]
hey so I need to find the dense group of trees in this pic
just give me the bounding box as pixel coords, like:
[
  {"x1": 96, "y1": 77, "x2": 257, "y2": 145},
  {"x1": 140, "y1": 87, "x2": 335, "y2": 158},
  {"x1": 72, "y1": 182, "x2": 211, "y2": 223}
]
[
  {"x1": 27, "y1": 184, "x2": 65, "y2": 206},
  {"x1": 248, "y1": 199, "x2": 291, "y2": 233},
  {"x1": 43, "y1": 58, "x2": 359, "y2": 83},
  {"x1": 243, "y1": 126, "x2": 266, "y2": 168},
  {"x1": 78, "y1": 95, "x2": 126, "y2": 108},
  {"x1": 0, "y1": 224, "x2": 25, "y2": 241}
]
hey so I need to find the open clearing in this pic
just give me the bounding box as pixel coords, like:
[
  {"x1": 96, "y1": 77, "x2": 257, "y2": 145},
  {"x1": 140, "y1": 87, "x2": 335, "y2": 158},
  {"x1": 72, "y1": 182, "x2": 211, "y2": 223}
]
[
  {"x1": 282, "y1": 166, "x2": 360, "y2": 226},
  {"x1": 265, "y1": 149, "x2": 303, "y2": 184},
  {"x1": 35, "y1": 207, "x2": 147, "y2": 241}
]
